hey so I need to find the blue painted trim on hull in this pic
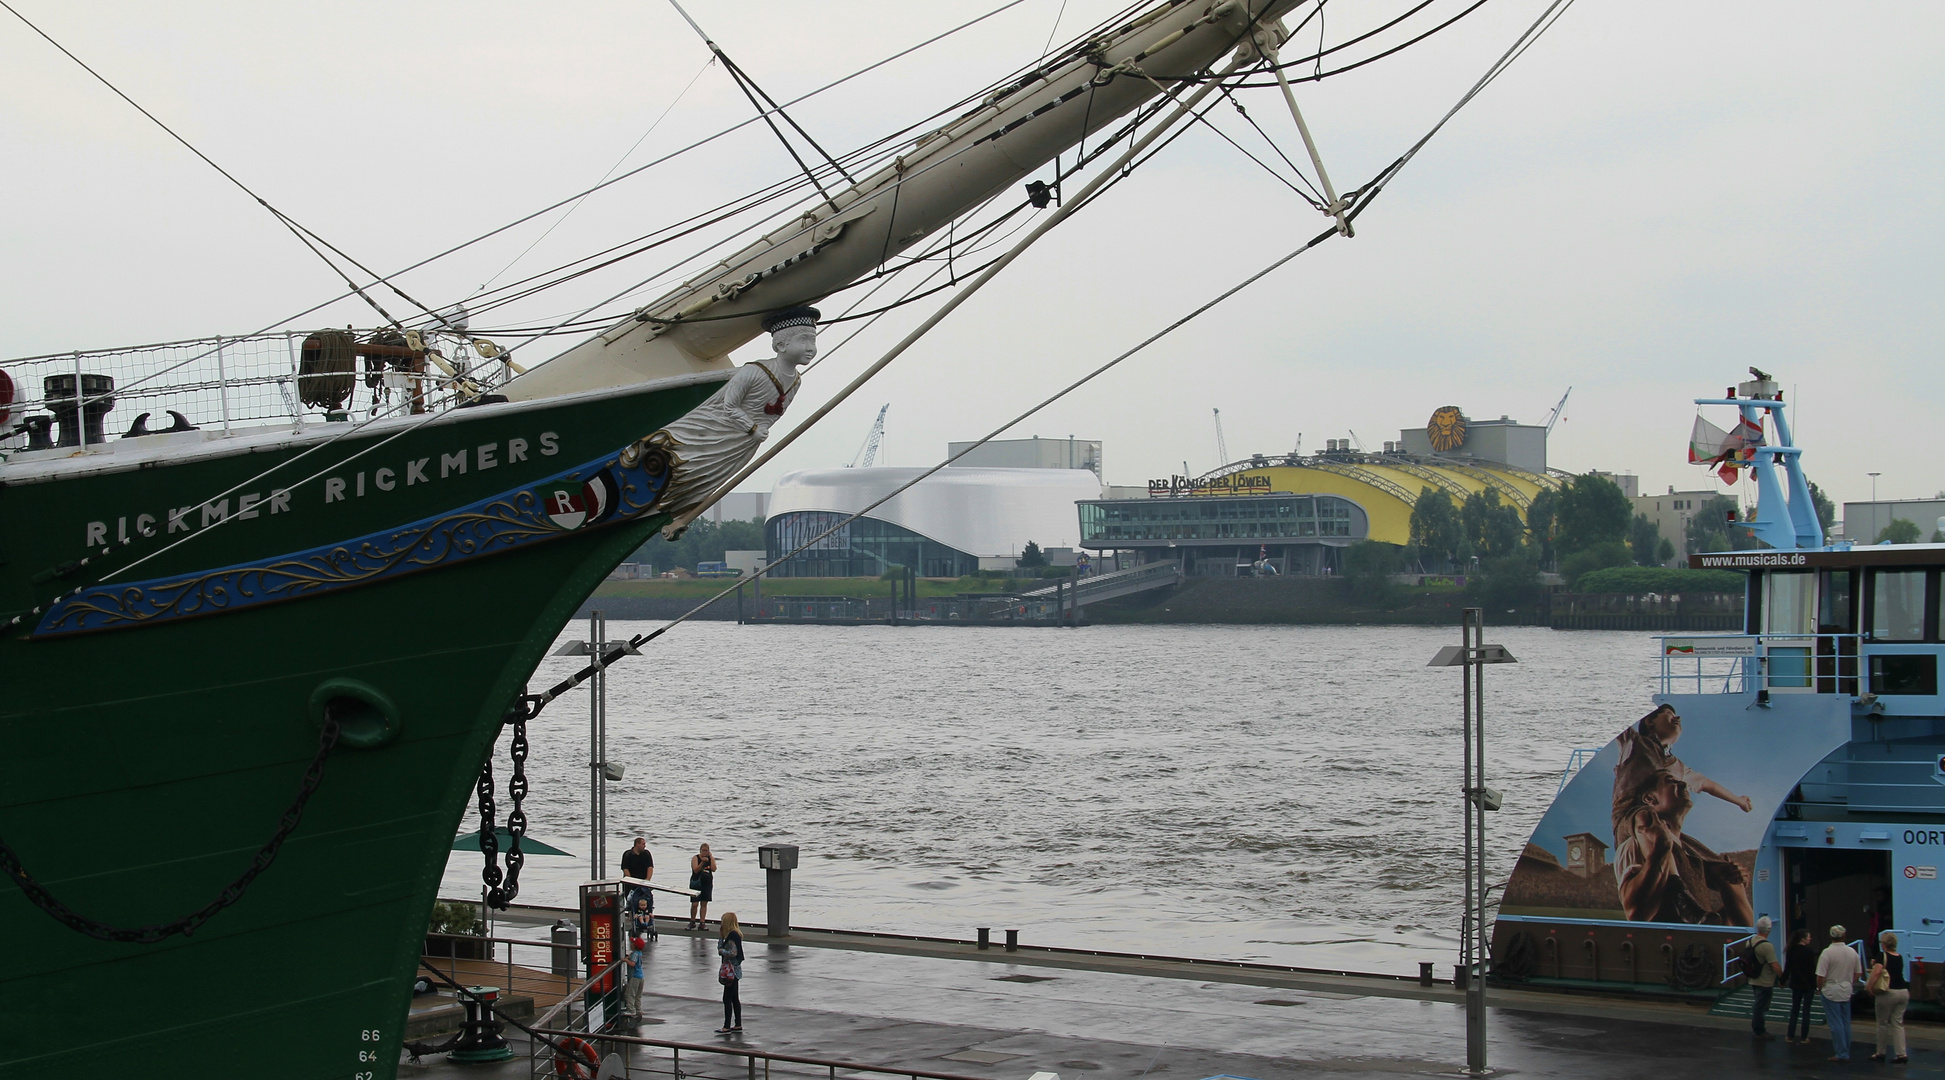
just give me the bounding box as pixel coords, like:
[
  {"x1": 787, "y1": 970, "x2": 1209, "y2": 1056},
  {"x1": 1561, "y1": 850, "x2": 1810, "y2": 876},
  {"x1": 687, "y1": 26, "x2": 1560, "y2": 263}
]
[{"x1": 32, "y1": 442, "x2": 672, "y2": 637}]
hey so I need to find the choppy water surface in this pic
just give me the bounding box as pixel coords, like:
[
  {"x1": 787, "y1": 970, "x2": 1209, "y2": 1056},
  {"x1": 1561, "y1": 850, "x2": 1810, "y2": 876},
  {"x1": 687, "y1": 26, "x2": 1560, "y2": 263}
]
[{"x1": 443, "y1": 623, "x2": 1655, "y2": 975}]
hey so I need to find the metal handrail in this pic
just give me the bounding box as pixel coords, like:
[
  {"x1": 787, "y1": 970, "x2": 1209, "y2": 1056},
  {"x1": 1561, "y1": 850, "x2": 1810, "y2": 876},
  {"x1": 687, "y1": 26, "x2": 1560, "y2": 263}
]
[
  {"x1": 528, "y1": 1028, "x2": 996, "y2": 1080},
  {"x1": 421, "y1": 931, "x2": 576, "y2": 1000},
  {"x1": 1557, "y1": 748, "x2": 1602, "y2": 794},
  {"x1": 531, "y1": 957, "x2": 626, "y2": 1031},
  {"x1": 1655, "y1": 632, "x2": 1862, "y2": 696},
  {"x1": 436, "y1": 901, "x2": 1451, "y2": 984}
]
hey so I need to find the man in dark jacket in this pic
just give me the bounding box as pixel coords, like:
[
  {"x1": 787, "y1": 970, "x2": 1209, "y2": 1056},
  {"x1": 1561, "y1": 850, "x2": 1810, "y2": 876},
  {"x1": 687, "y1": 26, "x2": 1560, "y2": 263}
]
[{"x1": 621, "y1": 837, "x2": 654, "y2": 937}]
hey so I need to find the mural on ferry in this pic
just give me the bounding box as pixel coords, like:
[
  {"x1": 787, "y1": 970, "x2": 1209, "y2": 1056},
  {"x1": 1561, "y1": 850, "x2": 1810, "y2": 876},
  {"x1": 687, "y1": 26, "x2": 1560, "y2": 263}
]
[{"x1": 1502, "y1": 699, "x2": 1848, "y2": 925}]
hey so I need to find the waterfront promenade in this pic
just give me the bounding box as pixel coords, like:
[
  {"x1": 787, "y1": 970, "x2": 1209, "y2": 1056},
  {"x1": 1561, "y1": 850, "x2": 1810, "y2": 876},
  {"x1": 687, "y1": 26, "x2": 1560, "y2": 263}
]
[{"x1": 406, "y1": 916, "x2": 1943, "y2": 1079}]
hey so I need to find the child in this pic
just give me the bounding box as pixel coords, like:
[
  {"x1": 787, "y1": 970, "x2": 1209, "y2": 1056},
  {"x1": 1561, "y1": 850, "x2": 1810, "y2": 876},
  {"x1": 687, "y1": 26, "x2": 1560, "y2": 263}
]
[
  {"x1": 630, "y1": 895, "x2": 656, "y2": 942},
  {"x1": 624, "y1": 934, "x2": 646, "y2": 1018}
]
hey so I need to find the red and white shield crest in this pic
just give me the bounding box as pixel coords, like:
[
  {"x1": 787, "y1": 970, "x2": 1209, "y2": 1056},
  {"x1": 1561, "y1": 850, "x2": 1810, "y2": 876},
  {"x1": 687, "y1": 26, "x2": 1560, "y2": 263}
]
[
  {"x1": 543, "y1": 486, "x2": 587, "y2": 530},
  {"x1": 542, "y1": 475, "x2": 615, "y2": 531}
]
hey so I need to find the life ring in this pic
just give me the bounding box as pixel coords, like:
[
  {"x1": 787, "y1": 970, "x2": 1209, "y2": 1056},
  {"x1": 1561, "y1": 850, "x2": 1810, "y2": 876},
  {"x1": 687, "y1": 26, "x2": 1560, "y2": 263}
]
[{"x1": 553, "y1": 1036, "x2": 600, "y2": 1079}]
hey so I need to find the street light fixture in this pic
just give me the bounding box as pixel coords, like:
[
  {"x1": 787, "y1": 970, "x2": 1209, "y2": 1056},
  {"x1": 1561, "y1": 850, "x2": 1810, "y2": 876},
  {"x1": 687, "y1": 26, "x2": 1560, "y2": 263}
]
[
  {"x1": 1869, "y1": 473, "x2": 1883, "y2": 542},
  {"x1": 1428, "y1": 608, "x2": 1517, "y2": 1077}
]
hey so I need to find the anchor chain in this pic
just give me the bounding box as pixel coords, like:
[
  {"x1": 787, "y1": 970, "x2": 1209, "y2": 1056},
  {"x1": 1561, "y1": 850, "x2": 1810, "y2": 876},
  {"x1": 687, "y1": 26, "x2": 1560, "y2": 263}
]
[
  {"x1": 476, "y1": 693, "x2": 537, "y2": 908},
  {"x1": 0, "y1": 711, "x2": 343, "y2": 944}
]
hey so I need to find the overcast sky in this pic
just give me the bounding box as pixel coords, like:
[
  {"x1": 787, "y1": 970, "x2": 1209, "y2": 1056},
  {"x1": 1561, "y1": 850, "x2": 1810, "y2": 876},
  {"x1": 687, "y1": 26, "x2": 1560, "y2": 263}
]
[{"x1": 3, "y1": 1, "x2": 1940, "y2": 516}]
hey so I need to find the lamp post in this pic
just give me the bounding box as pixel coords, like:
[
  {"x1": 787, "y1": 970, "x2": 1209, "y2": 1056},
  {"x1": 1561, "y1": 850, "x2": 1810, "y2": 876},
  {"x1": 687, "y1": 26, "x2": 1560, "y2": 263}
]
[
  {"x1": 1428, "y1": 608, "x2": 1516, "y2": 1076},
  {"x1": 1869, "y1": 473, "x2": 1882, "y2": 540},
  {"x1": 551, "y1": 615, "x2": 626, "y2": 880}
]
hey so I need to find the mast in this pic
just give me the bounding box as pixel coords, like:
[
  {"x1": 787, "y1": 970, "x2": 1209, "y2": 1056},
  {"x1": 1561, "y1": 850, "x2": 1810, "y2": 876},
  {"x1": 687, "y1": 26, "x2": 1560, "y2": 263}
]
[
  {"x1": 505, "y1": 0, "x2": 1307, "y2": 401},
  {"x1": 1694, "y1": 370, "x2": 1824, "y2": 551}
]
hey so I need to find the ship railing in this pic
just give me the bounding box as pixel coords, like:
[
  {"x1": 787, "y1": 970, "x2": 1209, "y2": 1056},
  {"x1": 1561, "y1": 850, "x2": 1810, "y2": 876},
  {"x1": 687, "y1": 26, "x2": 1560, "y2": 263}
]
[
  {"x1": 528, "y1": 1026, "x2": 999, "y2": 1080},
  {"x1": 1556, "y1": 748, "x2": 1604, "y2": 793},
  {"x1": 421, "y1": 931, "x2": 584, "y2": 1010},
  {"x1": 1655, "y1": 633, "x2": 1861, "y2": 697},
  {"x1": 528, "y1": 956, "x2": 628, "y2": 1077},
  {"x1": 0, "y1": 328, "x2": 515, "y2": 452}
]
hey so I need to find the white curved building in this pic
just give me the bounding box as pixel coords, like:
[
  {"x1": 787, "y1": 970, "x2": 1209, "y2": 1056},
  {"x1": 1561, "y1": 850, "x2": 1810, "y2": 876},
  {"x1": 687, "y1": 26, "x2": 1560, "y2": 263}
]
[{"x1": 765, "y1": 466, "x2": 1103, "y2": 577}]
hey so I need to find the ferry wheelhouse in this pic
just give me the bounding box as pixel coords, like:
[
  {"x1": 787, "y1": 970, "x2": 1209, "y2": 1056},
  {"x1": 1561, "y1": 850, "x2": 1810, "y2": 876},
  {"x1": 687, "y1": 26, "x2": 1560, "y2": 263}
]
[{"x1": 1495, "y1": 374, "x2": 1945, "y2": 1003}]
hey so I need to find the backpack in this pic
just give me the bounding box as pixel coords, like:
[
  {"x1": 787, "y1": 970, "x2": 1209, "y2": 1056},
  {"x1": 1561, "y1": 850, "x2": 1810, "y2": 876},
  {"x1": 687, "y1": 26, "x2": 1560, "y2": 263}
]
[{"x1": 1739, "y1": 938, "x2": 1767, "y2": 980}]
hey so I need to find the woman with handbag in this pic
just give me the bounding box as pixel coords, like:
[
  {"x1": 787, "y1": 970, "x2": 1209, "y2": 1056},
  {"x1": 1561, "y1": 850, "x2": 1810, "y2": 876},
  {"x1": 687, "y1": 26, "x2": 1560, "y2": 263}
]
[
  {"x1": 716, "y1": 911, "x2": 745, "y2": 1034},
  {"x1": 1869, "y1": 930, "x2": 1910, "y2": 1063},
  {"x1": 690, "y1": 844, "x2": 718, "y2": 931}
]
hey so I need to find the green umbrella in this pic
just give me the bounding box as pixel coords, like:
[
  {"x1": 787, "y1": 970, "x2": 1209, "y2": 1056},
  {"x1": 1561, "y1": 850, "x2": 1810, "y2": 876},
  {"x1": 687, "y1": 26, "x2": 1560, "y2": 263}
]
[{"x1": 450, "y1": 828, "x2": 573, "y2": 857}]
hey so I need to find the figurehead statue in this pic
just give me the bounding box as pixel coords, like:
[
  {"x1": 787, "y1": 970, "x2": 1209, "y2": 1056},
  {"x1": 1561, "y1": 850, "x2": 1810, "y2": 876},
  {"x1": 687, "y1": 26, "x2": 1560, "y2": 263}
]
[{"x1": 631, "y1": 306, "x2": 820, "y2": 533}]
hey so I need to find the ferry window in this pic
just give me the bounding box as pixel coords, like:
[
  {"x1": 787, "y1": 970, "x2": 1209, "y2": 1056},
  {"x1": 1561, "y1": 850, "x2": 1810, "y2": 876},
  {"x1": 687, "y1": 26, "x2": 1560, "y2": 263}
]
[
  {"x1": 1870, "y1": 654, "x2": 1938, "y2": 696},
  {"x1": 1818, "y1": 570, "x2": 1855, "y2": 634},
  {"x1": 1763, "y1": 571, "x2": 1815, "y2": 636},
  {"x1": 1871, "y1": 570, "x2": 1925, "y2": 641}
]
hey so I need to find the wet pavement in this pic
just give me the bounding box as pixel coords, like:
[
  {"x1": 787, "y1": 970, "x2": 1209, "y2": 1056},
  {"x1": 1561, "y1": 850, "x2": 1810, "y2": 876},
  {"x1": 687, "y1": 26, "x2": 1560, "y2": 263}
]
[{"x1": 401, "y1": 928, "x2": 1945, "y2": 1079}]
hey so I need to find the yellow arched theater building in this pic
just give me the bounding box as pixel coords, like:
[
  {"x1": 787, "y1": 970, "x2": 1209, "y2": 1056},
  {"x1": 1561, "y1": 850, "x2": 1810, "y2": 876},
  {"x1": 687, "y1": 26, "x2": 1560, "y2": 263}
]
[{"x1": 1078, "y1": 410, "x2": 1562, "y2": 576}]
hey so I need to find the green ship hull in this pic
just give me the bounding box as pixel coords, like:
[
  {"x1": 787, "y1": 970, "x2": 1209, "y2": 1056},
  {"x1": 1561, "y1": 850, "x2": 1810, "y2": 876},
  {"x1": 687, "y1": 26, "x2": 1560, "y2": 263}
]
[{"x1": 0, "y1": 374, "x2": 724, "y2": 1077}]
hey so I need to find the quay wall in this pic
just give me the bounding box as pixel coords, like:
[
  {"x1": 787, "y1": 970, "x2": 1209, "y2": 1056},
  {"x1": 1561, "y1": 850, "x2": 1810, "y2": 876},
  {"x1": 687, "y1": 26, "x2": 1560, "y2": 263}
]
[
  {"x1": 1085, "y1": 578, "x2": 1514, "y2": 626},
  {"x1": 573, "y1": 592, "x2": 740, "y2": 621},
  {"x1": 575, "y1": 579, "x2": 1745, "y2": 629}
]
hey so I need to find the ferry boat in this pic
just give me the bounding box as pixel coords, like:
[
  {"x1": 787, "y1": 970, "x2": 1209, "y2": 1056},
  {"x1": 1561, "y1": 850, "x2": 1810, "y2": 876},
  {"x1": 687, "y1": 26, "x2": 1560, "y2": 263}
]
[{"x1": 1494, "y1": 372, "x2": 1944, "y2": 1003}]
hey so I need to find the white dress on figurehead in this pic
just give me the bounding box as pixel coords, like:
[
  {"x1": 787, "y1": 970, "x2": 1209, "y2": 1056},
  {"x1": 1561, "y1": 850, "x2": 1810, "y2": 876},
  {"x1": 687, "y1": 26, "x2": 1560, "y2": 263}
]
[{"x1": 646, "y1": 356, "x2": 801, "y2": 519}]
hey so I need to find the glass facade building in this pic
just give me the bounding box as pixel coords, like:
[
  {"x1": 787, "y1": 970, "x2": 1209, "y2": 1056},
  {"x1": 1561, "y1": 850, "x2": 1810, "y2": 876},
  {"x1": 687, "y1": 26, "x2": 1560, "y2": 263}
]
[
  {"x1": 766, "y1": 511, "x2": 981, "y2": 579},
  {"x1": 1078, "y1": 494, "x2": 1370, "y2": 576}
]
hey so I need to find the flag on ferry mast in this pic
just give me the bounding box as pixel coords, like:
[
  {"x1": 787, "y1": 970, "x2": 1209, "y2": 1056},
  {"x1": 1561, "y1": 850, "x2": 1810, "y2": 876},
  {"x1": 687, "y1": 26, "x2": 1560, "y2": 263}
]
[{"x1": 1689, "y1": 413, "x2": 1763, "y2": 485}]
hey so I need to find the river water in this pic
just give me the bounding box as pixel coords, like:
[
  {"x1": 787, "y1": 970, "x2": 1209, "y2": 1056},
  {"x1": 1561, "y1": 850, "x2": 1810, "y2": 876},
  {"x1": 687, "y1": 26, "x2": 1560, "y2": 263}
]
[{"x1": 442, "y1": 622, "x2": 1659, "y2": 976}]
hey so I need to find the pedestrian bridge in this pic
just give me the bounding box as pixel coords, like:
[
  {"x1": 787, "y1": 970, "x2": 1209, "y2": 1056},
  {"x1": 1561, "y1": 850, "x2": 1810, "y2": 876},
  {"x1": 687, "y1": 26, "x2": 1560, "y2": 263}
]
[{"x1": 1018, "y1": 559, "x2": 1182, "y2": 612}]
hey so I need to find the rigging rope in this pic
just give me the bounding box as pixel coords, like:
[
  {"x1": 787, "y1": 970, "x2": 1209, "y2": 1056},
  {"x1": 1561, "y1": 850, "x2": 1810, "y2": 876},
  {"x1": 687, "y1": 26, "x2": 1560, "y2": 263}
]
[
  {"x1": 532, "y1": 0, "x2": 1583, "y2": 709},
  {"x1": 473, "y1": 55, "x2": 719, "y2": 296},
  {"x1": 28, "y1": 70, "x2": 1167, "y2": 600}
]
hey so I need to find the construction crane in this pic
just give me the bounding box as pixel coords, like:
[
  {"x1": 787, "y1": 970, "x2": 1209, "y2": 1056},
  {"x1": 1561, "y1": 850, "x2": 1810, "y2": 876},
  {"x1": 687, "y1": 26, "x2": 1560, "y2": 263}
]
[
  {"x1": 1213, "y1": 408, "x2": 1230, "y2": 465},
  {"x1": 847, "y1": 403, "x2": 888, "y2": 467},
  {"x1": 1543, "y1": 387, "x2": 1572, "y2": 435}
]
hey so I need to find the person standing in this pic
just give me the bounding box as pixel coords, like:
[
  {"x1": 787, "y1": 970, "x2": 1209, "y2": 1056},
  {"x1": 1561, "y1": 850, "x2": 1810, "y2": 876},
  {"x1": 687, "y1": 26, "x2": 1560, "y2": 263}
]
[
  {"x1": 1869, "y1": 931, "x2": 1911, "y2": 1064},
  {"x1": 716, "y1": 911, "x2": 745, "y2": 1034},
  {"x1": 689, "y1": 844, "x2": 718, "y2": 931},
  {"x1": 1784, "y1": 928, "x2": 1818, "y2": 1044},
  {"x1": 1747, "y1": 916, "x2": 1781, "y2": 1037},
  {"x1": 1816, "y1": 924, "x2": 1863, "y2": 1062},
  {"x1": 621, "y1": 836, "x2": 655, "y2": 938},
  {"x1": 624, "y1": 933, "x2": 646, "y2": 1019}
]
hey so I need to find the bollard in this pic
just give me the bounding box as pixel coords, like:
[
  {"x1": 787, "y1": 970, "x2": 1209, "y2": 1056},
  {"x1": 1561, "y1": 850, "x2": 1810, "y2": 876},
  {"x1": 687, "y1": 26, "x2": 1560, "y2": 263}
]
[
  {"x1": 448, "y1": 986, "x2": 514, "y2": 1063},
  {"x1": 758, "y1": 843, "x2": 799, "y2": 938},
  {"x1": 977, "y1": 927, "x2": 991, "y2": 950},
  {"x1": 1005, "y1": 929, "x2": 1019, "y2": 952},
  {"x1": 552, "y1": 920, "x2": 578, "y2": 977},
  {"x1": 1419, "y1": 962, "x2": 1434, "y2": 987}
]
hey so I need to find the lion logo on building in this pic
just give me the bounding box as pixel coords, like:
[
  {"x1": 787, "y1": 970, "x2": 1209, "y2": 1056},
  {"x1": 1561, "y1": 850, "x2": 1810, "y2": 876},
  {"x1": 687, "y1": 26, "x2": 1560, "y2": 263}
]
[{"x1": 1426, "y1": 406, "x2": 1468, "y2": 452}]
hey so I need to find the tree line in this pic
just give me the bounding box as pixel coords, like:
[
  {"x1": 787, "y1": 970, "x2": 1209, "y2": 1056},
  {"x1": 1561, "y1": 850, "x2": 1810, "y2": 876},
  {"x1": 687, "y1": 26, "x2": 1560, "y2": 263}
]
[
  {"x1": 1344, "y1": 473, "x2": 1840, "y2": 611},
  {"x1": 627, "y1": 517, "x2": 766, "y2": 574}
]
